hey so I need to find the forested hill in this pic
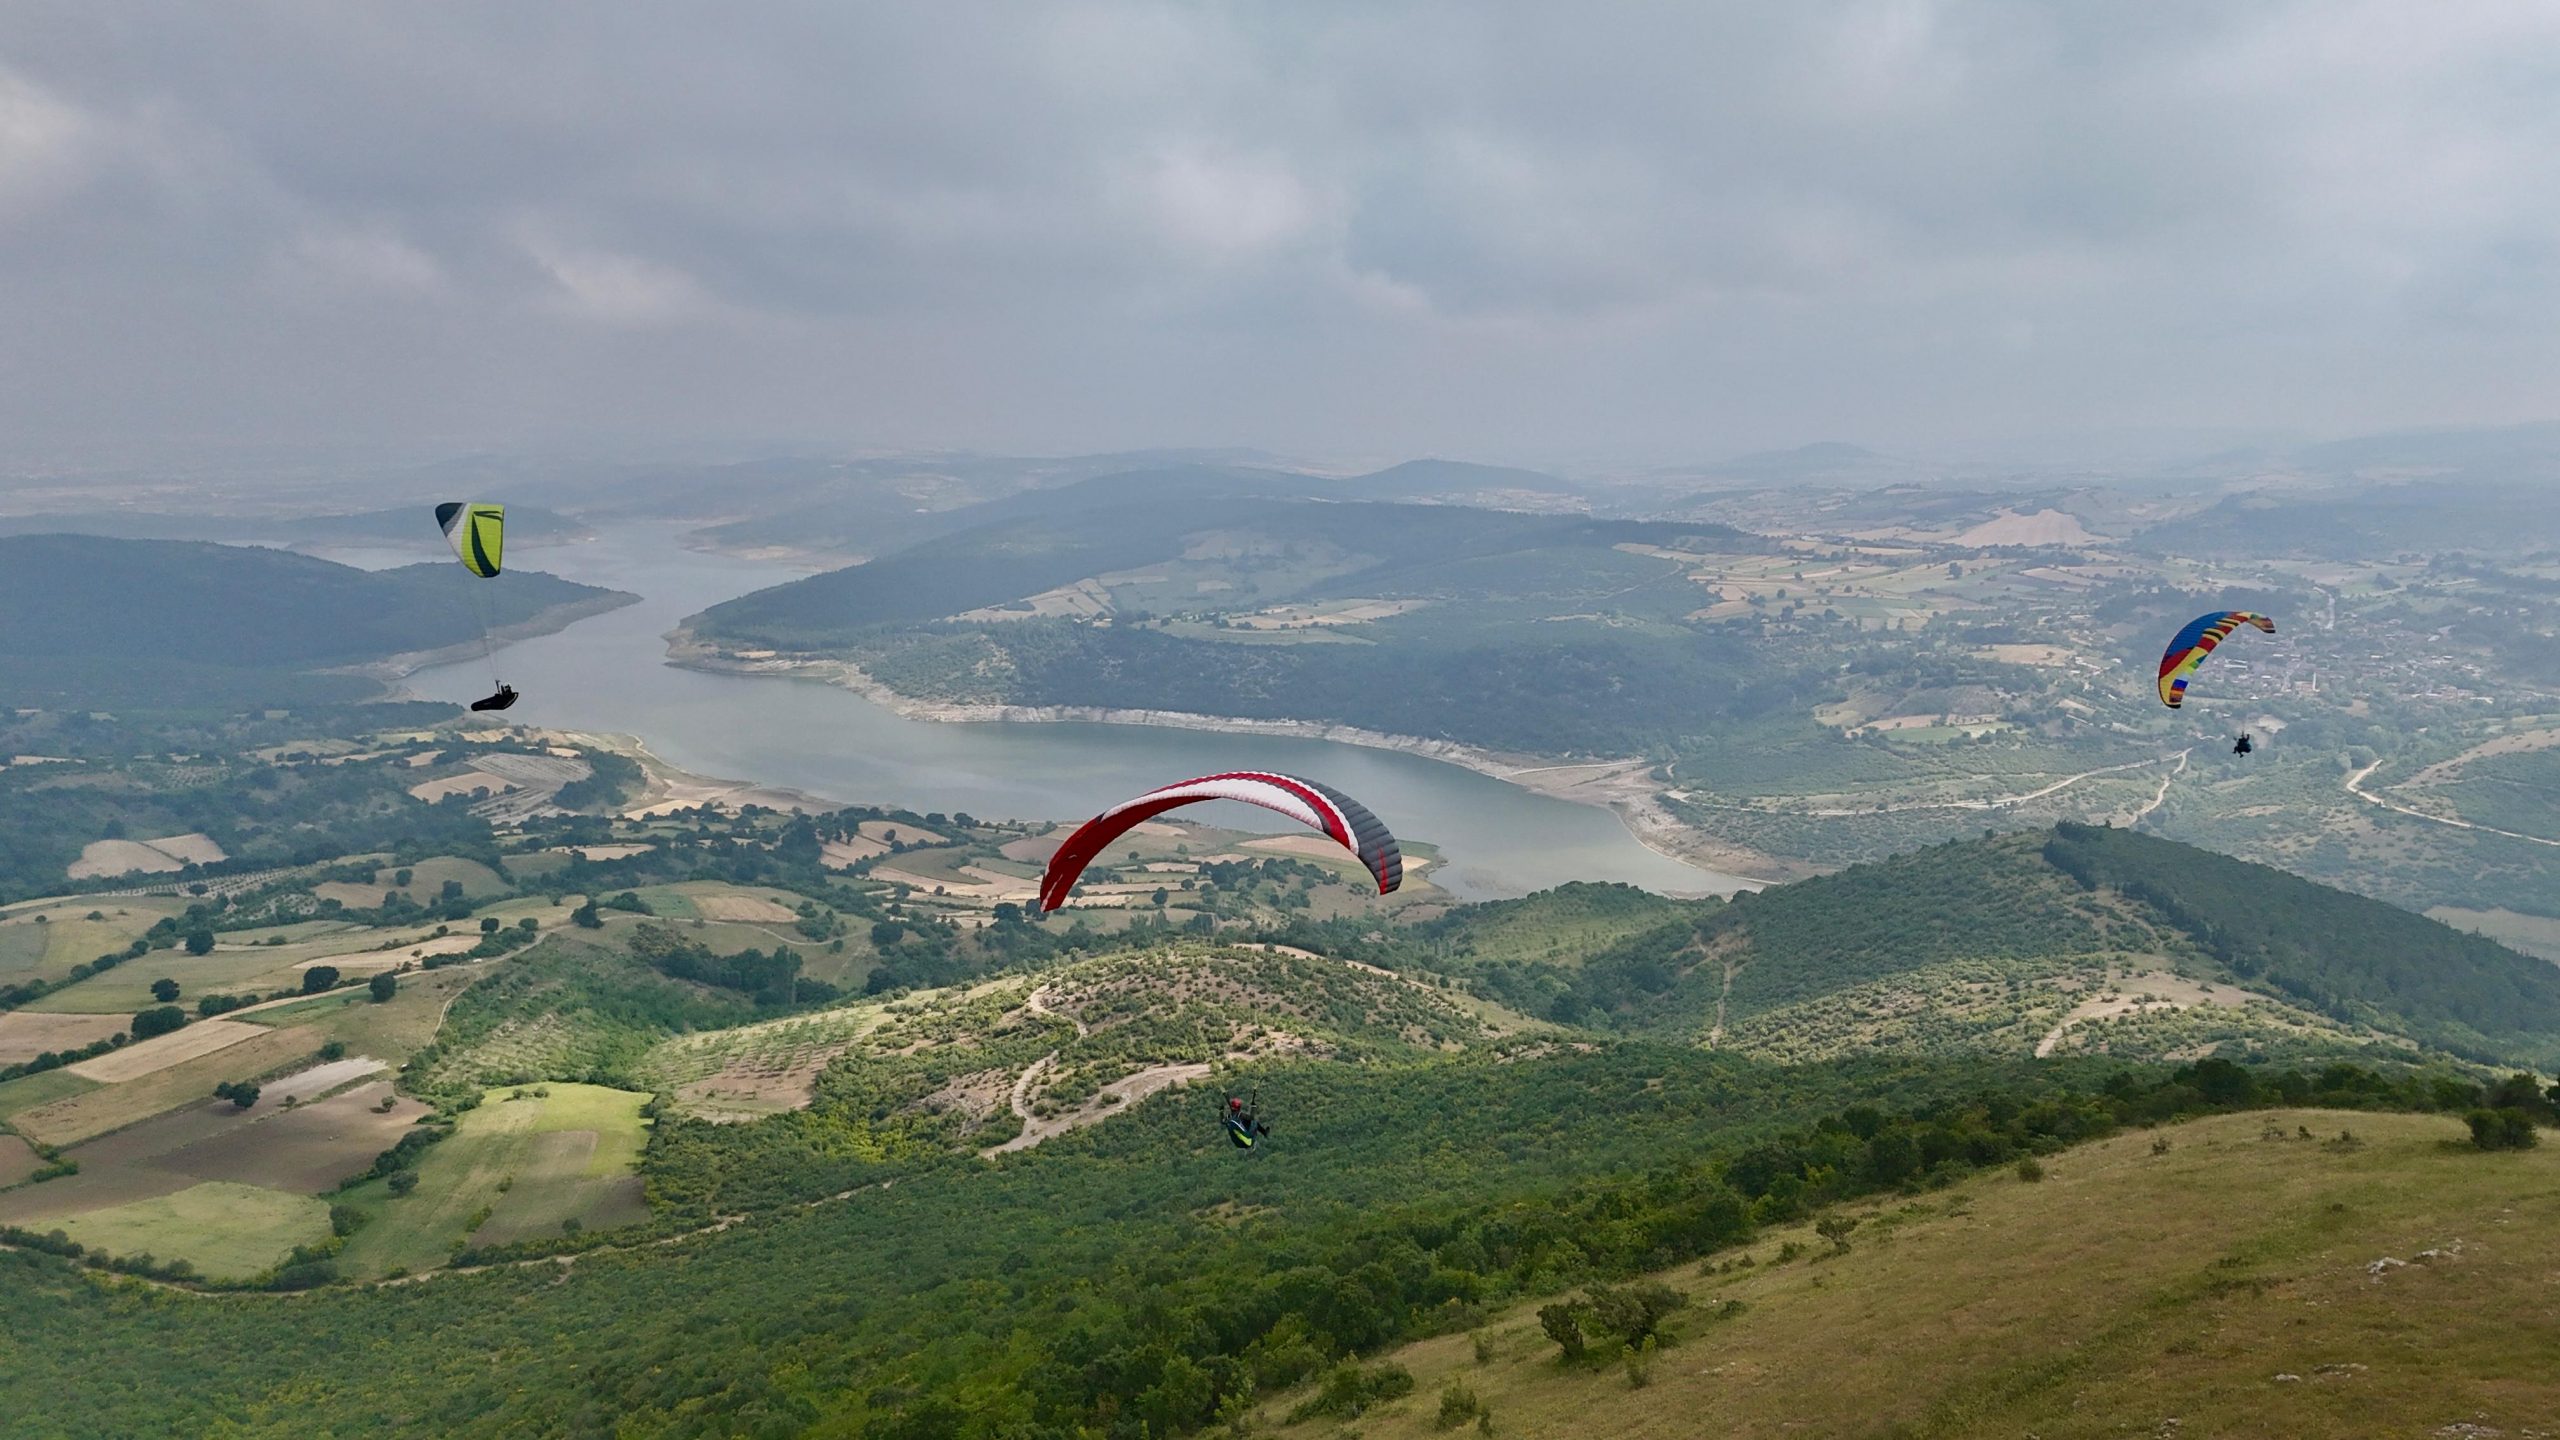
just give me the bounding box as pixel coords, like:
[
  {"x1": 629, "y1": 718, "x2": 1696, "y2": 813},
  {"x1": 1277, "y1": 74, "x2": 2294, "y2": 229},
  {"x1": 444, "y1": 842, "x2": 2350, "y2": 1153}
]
[
  {"x1": 687, "y1": 465, "x2": 1750, "y2": 646},
  {"x1": 0, "y1": 504, "x2": 590, "y2": 548},
  {"x1": 0, "y1": 534, "x2": 627, "y2": 681},
  {"x1": 1420, "y1": 825, "x2": 2560, "y2": 1067},
  {"x1": 2036, "y1": 821, "x2": 2560, "y2": 1059}
]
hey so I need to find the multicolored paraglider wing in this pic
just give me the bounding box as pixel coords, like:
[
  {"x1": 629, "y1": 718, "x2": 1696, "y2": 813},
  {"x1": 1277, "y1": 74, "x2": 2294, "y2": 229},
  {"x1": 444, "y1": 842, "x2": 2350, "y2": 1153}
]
[
  {"x1": 434, "y1": 502, "x2": 505, "y2": 578},
  {"x1": 2157, "y1": 610, "x2": 2274, "y2": 708},
  {"x1": 1039, "y1": 772, "x2": 1401, "y2": 912}
]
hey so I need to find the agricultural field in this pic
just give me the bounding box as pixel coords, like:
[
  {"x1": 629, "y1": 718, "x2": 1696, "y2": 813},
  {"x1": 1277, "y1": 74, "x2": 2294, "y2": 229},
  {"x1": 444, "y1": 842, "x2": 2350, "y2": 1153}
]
[
  {"x1": 6, "y1": 1024, "x2": 327, "y2": 1147},
  {"x1": 2428, "y1": 906, "x2": 2560, "y2": 963},
  {"x1": 0, "y1": 1134, "x2": 38, "y2": 1187},
  {"x1": 54, "y1": 1181, "x2": 331, "y2": 1282},
  {"x1": 333, "y1": 1083, "x2": 653, "y2": 1278},
  {"x1": 17, "y1": 913, "x2": 453, "y2": 1014},
  {"x1": 0, "y1": 1057, "x2": 411, "y2": 1259},
  {"x1": 0, "y1": 1011, "x2": 128, "y2": 1065},
  {"x1": 0, "y1": 1068, "x2": 96, "y2": 1122},
  {"x1": 0, "y1": 897, "x2": 191, "y2": 988},
  {"x1": 67, "y1": 1018, "x2": 270, "y2": 1083}
]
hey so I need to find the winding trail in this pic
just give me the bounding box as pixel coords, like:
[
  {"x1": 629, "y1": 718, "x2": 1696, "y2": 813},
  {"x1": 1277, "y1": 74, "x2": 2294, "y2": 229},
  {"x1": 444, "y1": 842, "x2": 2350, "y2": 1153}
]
[
  {"x1": 2129, "y1": 749, "x2": 2193, "y2": 824},
  {"x1": 1704, "y1": 950, "x2": 1737, "y2": 1050},
  {"x1": 980, "y1": 983, "x2": 1212, "y2": 1158},
  {"x1": 2346, "y1": 761, "x2": 2560, "y2": 849}
]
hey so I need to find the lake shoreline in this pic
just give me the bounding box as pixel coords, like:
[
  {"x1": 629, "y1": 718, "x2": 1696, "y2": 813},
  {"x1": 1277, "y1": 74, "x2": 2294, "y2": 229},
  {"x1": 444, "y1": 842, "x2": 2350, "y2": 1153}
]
[
  {"x1": 665, "y1": 629, "x2": 1782, "y2": 891},
  {"x1": 353, "y1": 591, "x2": 644, "y2": 683}
]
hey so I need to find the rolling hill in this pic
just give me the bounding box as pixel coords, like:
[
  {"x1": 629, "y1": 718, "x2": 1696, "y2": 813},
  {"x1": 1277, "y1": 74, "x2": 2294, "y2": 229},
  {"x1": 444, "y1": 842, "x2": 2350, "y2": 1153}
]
[
  {"x1": 1263, "y1": 1107, "x2": 2560, "y2": 1440},
  {"x1": 682, "y1": 469, "x2": 1770, "y2": 753},
  {"x1": 0, "y1": 534, "x2": 631, "y2": 710},
  {"x1": 1414, "y1": 824, "x2": 2560, "y2": 1068}
]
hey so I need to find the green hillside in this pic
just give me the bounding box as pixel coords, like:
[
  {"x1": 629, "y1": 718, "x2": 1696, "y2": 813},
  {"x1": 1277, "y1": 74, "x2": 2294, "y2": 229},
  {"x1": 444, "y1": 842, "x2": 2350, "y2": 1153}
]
[
  {"x1": 0, "y1": 534, "x2": 623, "y2": 673},
  {"x1": 1386, "y1": 826, "x2": 2560, "y2": 1068},
  {"x1": 0, "y1": 761, "x2": 2550, "y2": 1440},
  {"x1": 1, "y1": 1036, "x2": 2487, "y2": 1439},
  {"x1": 686, "y1": 472, "x2": 1768, "y2": 753},
  {"x1": 1266, "y1": 1108, "x2": 2560, "y2": 1440}
]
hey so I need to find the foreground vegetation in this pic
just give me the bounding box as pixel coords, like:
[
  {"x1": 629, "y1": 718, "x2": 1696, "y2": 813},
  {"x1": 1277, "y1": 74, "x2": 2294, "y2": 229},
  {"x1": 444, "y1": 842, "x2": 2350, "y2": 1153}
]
[{"x1": 1268, "y1": 1106, "x2": 2558, "y2": 1439}]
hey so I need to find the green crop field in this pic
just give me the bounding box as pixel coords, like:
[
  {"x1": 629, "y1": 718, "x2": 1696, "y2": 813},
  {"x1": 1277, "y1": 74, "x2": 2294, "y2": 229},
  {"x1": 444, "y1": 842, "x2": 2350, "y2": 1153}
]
[
  {"x1": 0, "y1": 899, "x2": 191, "y2": 987},
  {"x1": 365, "y1": 856, "x2": 509, "y2": 902},
  {"x1": 333, "y1": 1083, "x2": 652, "y2": 1278},
  {"x1": 1266, "y1": 1109, "x2": 2560, "y2": 1440},
  {"x1": 56, "y1": 1181, "x2": 330, "y2": 1282},
  {"x1": 0, "y1": 1068, "x2": 100, "y2": 1121}
]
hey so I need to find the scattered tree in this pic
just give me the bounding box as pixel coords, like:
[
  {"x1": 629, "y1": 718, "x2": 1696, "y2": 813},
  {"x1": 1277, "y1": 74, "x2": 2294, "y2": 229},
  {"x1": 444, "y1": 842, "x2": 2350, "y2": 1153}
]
[
  {"x1": 2467, "y1": 1108, "x2": 2541, "y2": 1151},
  {"x1": 302, "y1": 965, "x2": 341, "y2": 995},
  {"x1": 130, "y1": 1006, "x2": 186, "y2": 1040},
  {"x1": 370, "y1": 972, "x2": 399, "y2": 1003},
  {"x1": 150, "y1": 978, "x2": 180, "y2": 1003},
  {"x1": 1815, "y1": 1213, "x2": 1860, "y2": 1254},
  {"x1": 183, "y1": 929, "x2": 215, "y2": 957},
  {"x1": 213, "y1": 1080, "x2": 260, "y2": 1110}
]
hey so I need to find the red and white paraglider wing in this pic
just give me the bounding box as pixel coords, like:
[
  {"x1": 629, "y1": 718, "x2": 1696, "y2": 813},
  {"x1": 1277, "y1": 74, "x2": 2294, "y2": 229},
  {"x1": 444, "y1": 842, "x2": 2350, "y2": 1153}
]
[{"x1": 1037, "y1": 771, "x2": 1402, "y2": 912}]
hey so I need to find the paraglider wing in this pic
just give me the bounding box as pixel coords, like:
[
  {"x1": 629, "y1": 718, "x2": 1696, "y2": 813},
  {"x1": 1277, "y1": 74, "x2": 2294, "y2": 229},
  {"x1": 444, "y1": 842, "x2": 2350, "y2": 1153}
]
[
  {"x1": 1038, "y1": 772, "x2": 1401, "y2": 912},
  {"x1": 2156, "y1": 610, "x2": 2274, "y2": 708},
  {"x1": 434, "y1": 502, "x2": 505, "y2": 578}
]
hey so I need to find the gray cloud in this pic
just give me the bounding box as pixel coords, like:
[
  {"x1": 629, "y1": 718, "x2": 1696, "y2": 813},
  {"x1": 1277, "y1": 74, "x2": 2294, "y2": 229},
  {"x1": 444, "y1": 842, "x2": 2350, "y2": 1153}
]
[{"x1": 4, "y1": 0, "x2": 2558, "y2": 465}]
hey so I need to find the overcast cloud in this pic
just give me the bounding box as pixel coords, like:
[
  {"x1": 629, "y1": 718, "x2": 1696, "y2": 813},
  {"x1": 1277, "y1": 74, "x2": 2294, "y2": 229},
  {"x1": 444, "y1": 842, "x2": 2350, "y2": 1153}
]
[{"x1": 4, "y1": 1, "x2": 2558, "y2": 465}]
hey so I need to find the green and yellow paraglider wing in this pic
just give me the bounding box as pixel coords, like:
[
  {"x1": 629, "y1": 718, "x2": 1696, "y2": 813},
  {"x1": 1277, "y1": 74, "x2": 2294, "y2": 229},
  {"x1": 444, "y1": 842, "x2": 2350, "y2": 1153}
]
[{"x1": 434, "y1": 501, "x2": 505, "y2": 578}]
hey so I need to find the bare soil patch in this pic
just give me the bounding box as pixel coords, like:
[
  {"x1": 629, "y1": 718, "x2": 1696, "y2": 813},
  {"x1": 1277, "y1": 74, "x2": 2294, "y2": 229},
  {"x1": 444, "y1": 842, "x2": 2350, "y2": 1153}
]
[
  {"x1": 676, "y1": 1056, "x2": 837, "y2": 1121},
  {"x1": 820, "y1": 835, "x2": 890, "y2": 867},
  {"x1": 0, "y1": 1012, "x2": 130, "y2": 1065},
  {"x1": 2035, "y1": 969, "x2": 2272, "y2": 1057},
  {"x1": 0, "y1": 1134, "x2": 39, "y2": 1188},
  {"x1": 156, "y1": 1081, "x2": 428, "y2": 1193},
  {"x1": 68, "y1": 1019, "x2": 267, "y2": 1083},
  {"x1": 67, "y1": 840, "x2": 187, "y2": 880},
  {"x1": 552, "y1": 843, "x2": 656, "y2": 861},
  {"x1": 1953, "y1": 507, "x2": 2100, "y2": 547},
  {"x1": 295, "y1": 932, "x2": 479, "y2": 973},
  {"x1": 1976, "y1": 643, "x2": 2078, "y2": 667},
  {"x1": 406, "y1": 773, "x2": 518, "y2": 804},
  {"x1": 691, "y1": 894, "x2": 797, "y2": 924},
  {"x1": 858, "y1": 819, "x2": 946, "y2": 846},
  {"x1": 999, "y1": 834, "x2": 1062, "y2": 864}
]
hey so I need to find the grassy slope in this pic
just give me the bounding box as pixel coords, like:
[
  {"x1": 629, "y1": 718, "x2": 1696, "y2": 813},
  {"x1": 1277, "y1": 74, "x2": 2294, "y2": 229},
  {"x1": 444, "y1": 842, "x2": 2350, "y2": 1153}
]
[
  {"x1": 335, "y1": 1083, "x2": 650, "y2": 1278},
  {"x1": 1271, "y1": 1109, "x2": 2558, "y2": 1440},
  {"x1": 55, "y1": 1181, "x2": 330, "y2": 1283}
]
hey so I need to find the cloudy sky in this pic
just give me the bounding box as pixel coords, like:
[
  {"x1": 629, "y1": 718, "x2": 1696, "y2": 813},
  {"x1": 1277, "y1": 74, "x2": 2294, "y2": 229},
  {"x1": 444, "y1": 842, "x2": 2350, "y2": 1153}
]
[{"x1": 5, "y1": 1, "x2": 2559, "y2": 467}]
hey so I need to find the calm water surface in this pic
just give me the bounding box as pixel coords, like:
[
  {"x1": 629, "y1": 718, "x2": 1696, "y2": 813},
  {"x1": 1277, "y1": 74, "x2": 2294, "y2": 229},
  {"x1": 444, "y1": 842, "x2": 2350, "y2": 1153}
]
[{"x1": 349, "y1": 529, "x2": 1747, "y2": 902}]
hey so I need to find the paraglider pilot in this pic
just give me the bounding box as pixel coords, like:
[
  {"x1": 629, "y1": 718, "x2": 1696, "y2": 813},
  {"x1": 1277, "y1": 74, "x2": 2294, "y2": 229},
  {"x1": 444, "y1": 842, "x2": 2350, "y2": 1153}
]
[
  {"x1": 2232, "y1": 732, "x2": 2253, "y2": 756},
  {"x1": 1224, "y1": 1095, "x2": 1269, "y2": 1149},
  {"x1": 470, "y1": 684, "x2": 520, "y2": 713}
]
